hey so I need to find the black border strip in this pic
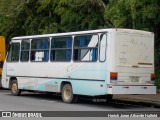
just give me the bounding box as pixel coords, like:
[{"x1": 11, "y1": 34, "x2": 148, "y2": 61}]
[
  {"x1": 6, "y1": 75, "x2": 105, "y2": 82},
  {"x1": 1, "y1": 111, "x2": 159, "y2": 117}
]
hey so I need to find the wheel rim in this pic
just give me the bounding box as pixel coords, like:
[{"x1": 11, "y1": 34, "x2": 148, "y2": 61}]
[
  {"x1": 12, "y1": 83, "x2": 17, "y2": 94},
  {"x1": 64, "y1": 87, "x2": 71, "y2": 100}
]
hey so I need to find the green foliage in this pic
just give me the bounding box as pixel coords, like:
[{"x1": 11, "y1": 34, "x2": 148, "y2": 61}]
[
  {"x1": 104, "y1": 0, "x2": 159, "y2": 29},
  {"x1": 54, "y1": 0, "x2": 106, "y2": 31},
  {"x1": 155, "y1": 68, "x2": 160, "y2": 89}
]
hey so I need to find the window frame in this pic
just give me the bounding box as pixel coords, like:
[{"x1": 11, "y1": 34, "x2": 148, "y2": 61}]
[
  {"x1": 7, "y1": 42, "x2": 20, "y2": 63},
  {"x1": 73, "y1": 34, "x2": 99, "y2": 62},
  {"x1": 50, "y1": 36, "x2": 73, "y2": 62},
  {"x1": 20, "y1": 39, "x2": 30, "y2": 62},
  {"x1": 99, "y1": 33, "x2": 107, "y2": 62},
  {"x1": 30, "y1": 37, "x2": 50, "y2": 62}
]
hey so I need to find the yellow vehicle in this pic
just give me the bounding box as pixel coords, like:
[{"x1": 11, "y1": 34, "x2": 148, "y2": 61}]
[{"x1": 0, "y1": 36, "x2": 5, "y2": 87}]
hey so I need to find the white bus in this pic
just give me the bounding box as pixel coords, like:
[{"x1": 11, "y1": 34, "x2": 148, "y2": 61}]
[{"x1": 1, "y1": 29, "x2": 156, "y2": 103}]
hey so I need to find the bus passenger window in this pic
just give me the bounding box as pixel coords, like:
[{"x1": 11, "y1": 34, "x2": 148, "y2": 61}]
[
  {"x1": 100, "y1": 34, "x2": 107, "y2": 62},
  {"x1": 31, "y1": 38, "x2": 49, "y2": 62},
  {"x1": 51, "y1": 37, "x2": 72, "y2": 61},
  {"x1": 73, "y1": 35, "x2": 98, "y2": 62},
  {"x1": 21, "y1": 40, "x2": 30, "y2": 62},
  {"x1": 7, "y1": 43, "x2": 20, "y2": 62}
]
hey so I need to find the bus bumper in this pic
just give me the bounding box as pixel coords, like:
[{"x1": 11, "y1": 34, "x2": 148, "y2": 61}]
[{"x1": 107, "y1": 85, "x2": 156, "y2": 94}]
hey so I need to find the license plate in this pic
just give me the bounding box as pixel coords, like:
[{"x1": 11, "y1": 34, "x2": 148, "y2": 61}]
[{"x1": 130, "y1": 76, "x2": 139, "y2": 82}]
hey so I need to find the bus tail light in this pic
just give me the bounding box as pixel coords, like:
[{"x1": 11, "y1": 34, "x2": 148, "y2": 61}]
[
  {"x1": 110, "y1": 72, "x2": 118, "y2": 80},
  {"x1": 151, "y1": 73, "x2": 155, "y2": 81},
  {"x1": 108, "y1": 86, "x2": 112, "y2": 88}
]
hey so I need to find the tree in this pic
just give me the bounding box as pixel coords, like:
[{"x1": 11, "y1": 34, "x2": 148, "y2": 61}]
[
  {"x1": 104, "y1": 0, "x2": 159, "y2": 30},
  {"x1": 104, "y1": 0, "x2": 160, "y2": 88},
  {"x1": 53, "y1": 0, "x2": 107, "y2": 32}
]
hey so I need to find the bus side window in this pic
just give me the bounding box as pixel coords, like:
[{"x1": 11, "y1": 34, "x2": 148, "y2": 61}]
[
  {"x1": 21, "y1": 40, "x2": 30, "y2": 62},
  {"x1": 7, "y1": 44, "x2": 12, "y2": 62},
  {"x1": 7, "y1": 42, "x2": 20, "y2": 62},
  {"x1": 73, "y1": 35, "x2": 98, "y2": 62},
  {"x1": 31, "y1": 38, "x2": 49, "y2": 62},
  {"x1": 51, "y1": 37, "x2": 72, "y2": 62},
  {"x1": 100, "y1": 34, "x2": 107, "y2": 62}
]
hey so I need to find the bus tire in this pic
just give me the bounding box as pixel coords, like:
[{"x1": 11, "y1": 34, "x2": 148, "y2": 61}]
[
  {"x1": 62, "y1": 84, "x2": 78, "y2": 103},
  {"x1": 10, "y1": 80, "x2": 21, "y2": 96}
]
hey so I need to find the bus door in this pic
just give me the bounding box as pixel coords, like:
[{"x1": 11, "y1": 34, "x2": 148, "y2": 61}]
[{"x1": 6, "y1": 42, "x2": 20, "y2": 77}]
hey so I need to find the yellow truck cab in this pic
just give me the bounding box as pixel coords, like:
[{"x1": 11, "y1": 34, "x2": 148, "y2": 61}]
[{"x1": 0, "y1": 36, "x2": 5, "y2": 87}]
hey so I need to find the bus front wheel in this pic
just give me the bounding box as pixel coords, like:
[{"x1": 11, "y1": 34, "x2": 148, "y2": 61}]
[
  {"x1": 10, "y1": 80, "x2": 21, "y2": 96},
  {"x1": 62, "y1": 84, "x2": 78, "y2": 103}
]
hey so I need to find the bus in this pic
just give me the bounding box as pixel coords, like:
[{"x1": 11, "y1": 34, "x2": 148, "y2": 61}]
[
  {"x1": 0, "y1": 36, "x2": 6, "y2": 87},
  {"x1": 1, "y1": 29, "x2": 156, "y2": 103}
]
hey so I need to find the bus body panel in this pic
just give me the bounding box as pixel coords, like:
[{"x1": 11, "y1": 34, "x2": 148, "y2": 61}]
[
  {"x1": 6, "y1": 62, "x2": 107, "y2": 82},
  {"x1": 106, "y1": 30, "x2": 155, "y2": 94},
  {"x1": 18, "y1": 78, "x2": 106, "y2": 96},
  {"x1": 109, "y1": 31, "x2": 154, "y2": 84},
  {"x1": 6, "y1": 62, "x2": 107, "y2": 96}
]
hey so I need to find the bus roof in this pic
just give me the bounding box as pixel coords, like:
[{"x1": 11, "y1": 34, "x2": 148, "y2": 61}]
[{"x1": 12, "y1": 28, "x2": 153, "y2": 40}]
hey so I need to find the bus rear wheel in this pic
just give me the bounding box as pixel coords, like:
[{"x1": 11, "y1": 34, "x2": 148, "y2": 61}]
[
  {"x1": 10, "y1": 80, "x2": 21, "y2": 96},
  {"x1": 62, "y1": 84, "x2": 78, "y2": 103}
]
